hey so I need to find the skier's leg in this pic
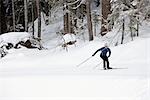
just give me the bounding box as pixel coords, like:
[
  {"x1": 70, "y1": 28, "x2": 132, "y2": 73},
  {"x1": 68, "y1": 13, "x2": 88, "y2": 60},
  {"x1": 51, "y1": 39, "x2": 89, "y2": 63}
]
[
  {"x1": 101, "y1": 56, "x2": 106, "y2": 70},
  {"x1": 103, "y1": 60, "x2": 106, "y2": 70},
  {"x1": 106, "y1": 58, "x2": 112, "y2": 69}
]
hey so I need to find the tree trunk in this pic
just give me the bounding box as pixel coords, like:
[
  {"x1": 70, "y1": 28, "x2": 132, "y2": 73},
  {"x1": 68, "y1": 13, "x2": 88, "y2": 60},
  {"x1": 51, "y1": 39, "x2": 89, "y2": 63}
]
[
  {"x1": 0, "y1": 0, "x2": 7, "y2": 34},
  {"x1": 12, "y1": 0, "x2": 16, "y2": 32},
  {"x1": 64, "y1": 14, "x2": 68, "y2": 34},
  {"x1": 137, "y1": 16, "x2": 139, "y2": 37},
  {"x1": 121, "y1": 19, "x2": 125, "y2": 44},
  {"x1": 36, "y1": 0, "x2": 41, "y2": 41},
  {"x1": 24, "y1": 0, "x2": 28, "y2": 32},
  {"x1": 101, "y1": 0, "x2": 111, "y2": 36},
  {"x1": 32, "y1": 0, "x2": 35, "y2": 38},
  {"x1": 63, "y1": 0, "x2": 71, "y2": 34},
  {"x1": 64, "y1": 13, "x2": 69, "y2": 34},
  {"x1": 48, "y1": 1, "x2": 51, "y2": 19},
  {"x1": 86, "y1": 0, "x2": 93, "y2": 41},
  {"x1": 130, "y1": 26, "x2": 133, "y2": 41},
  {"x1": 130, "y1": 17, "x2": 133, "y2": 41},
  {"x1": 0, "y1": 2, "x2": 1, "y2": 34},
  {"x1": 93, "y1": 11, "x2": 97, "y2": 36},
  {"x1": 68, "y1": 13, "x2": 71, "y2": 33}
]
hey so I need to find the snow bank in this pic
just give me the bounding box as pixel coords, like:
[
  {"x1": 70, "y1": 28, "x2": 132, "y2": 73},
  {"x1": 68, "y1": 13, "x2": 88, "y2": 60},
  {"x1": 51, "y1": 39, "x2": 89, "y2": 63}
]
[
  {"x1": 63, "y1": 34, "x2": 76, "y2": 43},
  {"x1": 0, "y1": 32, "x2": 30, "y2": 46}
]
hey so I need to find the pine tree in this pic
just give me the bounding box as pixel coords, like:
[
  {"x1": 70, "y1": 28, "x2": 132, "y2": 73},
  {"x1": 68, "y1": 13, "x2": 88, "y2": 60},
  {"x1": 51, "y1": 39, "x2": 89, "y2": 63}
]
[{"x1": 108, "y1": 0, "x2": 150, "y2": 44}]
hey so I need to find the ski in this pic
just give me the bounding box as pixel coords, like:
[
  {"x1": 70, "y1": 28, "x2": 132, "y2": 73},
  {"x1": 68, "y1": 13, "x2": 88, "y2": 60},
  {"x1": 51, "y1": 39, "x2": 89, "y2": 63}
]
[{"x1": 100, "y1": 67, "x2": 128, "y2": 70}]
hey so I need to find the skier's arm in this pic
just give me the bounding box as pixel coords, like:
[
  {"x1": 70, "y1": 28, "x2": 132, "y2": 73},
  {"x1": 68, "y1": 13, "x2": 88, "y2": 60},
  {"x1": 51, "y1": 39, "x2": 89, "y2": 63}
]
[
  {"x1": 92, "y1": 49, "x2": 100, "y2": 56},
  {"x1": 92, "y1": 47, "x2": 104, "y2": 56}
]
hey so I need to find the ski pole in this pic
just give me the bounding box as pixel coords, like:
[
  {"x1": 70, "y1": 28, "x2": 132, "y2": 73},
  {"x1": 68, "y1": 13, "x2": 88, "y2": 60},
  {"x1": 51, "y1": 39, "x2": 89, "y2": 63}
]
[
  {"x1": 76, "y1": 56, "x2": 93, "y2": 67},
  {"x1": 93, "y1": 61, "x2": 103, "y2": 69}
]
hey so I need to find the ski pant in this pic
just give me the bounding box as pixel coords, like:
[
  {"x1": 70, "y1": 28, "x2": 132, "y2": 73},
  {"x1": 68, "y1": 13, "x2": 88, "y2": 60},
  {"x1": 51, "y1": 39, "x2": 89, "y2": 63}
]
[{"x1": 100, "y1": 55, "x2": 110, "y2": 69}]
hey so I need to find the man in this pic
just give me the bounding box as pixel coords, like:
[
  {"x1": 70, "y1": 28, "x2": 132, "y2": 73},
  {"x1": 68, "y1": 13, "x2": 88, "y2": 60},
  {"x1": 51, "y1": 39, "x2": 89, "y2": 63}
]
[{"x1": 92, "y1": 43, "x2": 112, "y2": 70}]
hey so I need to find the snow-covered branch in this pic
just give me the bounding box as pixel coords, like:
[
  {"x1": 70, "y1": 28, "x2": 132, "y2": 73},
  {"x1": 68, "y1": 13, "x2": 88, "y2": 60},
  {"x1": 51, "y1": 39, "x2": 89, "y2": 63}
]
[
  {"x1": 67, "y1": 0, "x2": 81, "y2": 6},
  {"x1": 68, "y1": 0, "x2": 86, "y2": 10}
]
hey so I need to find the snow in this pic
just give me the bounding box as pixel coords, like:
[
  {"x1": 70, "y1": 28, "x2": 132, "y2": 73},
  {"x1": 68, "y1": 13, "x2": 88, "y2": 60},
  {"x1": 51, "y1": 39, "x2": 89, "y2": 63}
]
[
  {"x1": 0, "y1": 32, "x2": 149, "y2": 100},
  {"x1": 131, "y1": 0, "x2": 138, "y2": 6},
  {"x1": 0, "y1": 32, "x2": 30, "y2": 46},
  {"x1": 0, "y1": 16, "x2": 150, "y2": 100},
  {"x1": 63, "y1": 34, "x2": 76, "y2": 43}
]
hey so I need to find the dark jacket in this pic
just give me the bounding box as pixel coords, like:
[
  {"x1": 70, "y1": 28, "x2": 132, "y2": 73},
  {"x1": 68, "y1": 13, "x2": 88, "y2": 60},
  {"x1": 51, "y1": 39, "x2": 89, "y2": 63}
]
[{"x1": 92, "y1": 47, "x2": 111, "y2": 57}]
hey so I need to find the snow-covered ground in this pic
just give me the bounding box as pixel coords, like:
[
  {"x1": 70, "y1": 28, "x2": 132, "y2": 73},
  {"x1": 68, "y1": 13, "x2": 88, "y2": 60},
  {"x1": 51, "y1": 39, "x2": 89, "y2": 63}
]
[
  {"x1": 0, "y1": 18, "x2": 150, "y2": 100},
  {"x1": 0, "y1": 35, "x2": 149, "y2": 100}
]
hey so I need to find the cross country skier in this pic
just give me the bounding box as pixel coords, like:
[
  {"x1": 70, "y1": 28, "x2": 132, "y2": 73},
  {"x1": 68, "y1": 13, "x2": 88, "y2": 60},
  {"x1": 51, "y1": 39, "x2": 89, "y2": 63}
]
[{"x1": 92, "y1": 43, "x2": 112, "y2": 70}]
